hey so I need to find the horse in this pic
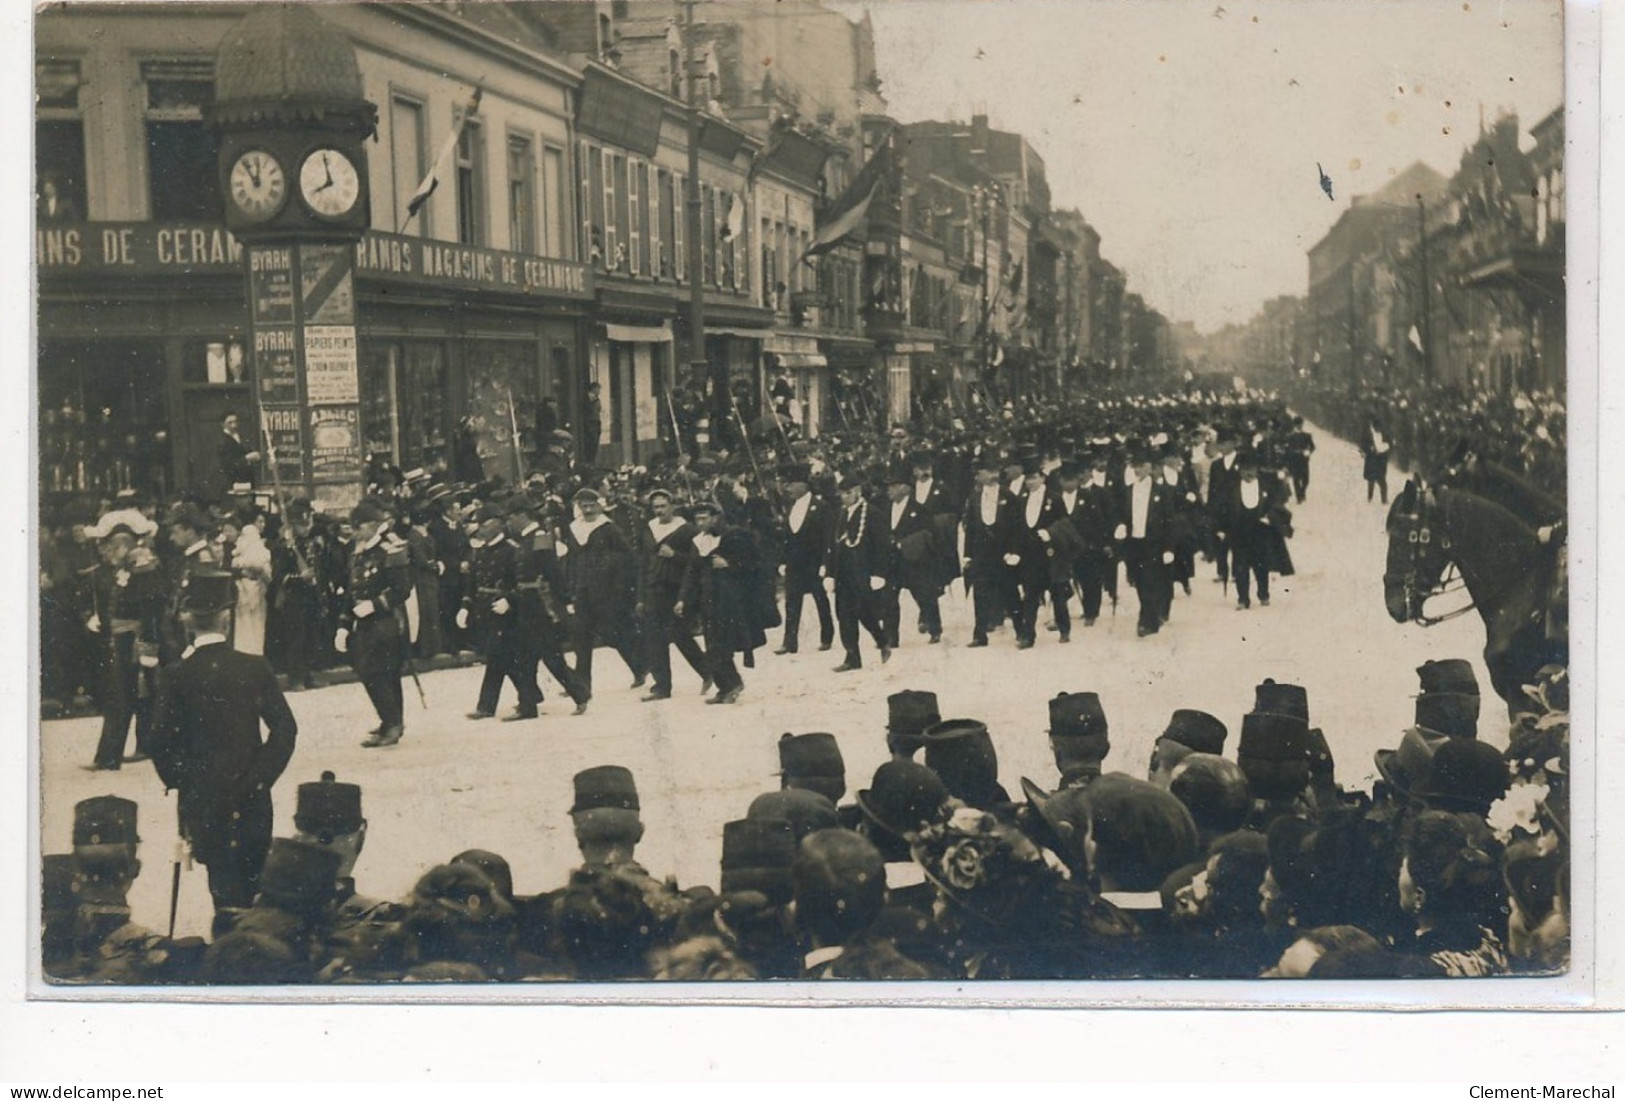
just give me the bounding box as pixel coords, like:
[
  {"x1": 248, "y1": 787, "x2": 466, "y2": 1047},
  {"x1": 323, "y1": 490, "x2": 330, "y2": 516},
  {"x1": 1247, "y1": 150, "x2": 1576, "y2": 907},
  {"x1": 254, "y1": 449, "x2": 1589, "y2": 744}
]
[{"x1": 1384, "y1": 479, "x2": 1567, "y2": 716}]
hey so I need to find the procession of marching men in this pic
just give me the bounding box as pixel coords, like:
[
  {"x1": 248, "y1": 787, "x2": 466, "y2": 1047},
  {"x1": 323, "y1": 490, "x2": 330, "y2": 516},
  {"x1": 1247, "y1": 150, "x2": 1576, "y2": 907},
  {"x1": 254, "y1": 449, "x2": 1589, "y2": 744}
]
[{"x1": 43, "y1": 378, "x2": 1571, "y2": 983}]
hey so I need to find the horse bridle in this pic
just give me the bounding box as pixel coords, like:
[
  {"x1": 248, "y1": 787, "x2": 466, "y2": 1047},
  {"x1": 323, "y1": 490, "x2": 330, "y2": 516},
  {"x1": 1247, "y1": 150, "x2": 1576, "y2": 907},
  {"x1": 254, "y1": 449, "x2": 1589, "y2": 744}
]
[{"x1": 1387, "y1": 486, "x2": 1476, "y2": 626}]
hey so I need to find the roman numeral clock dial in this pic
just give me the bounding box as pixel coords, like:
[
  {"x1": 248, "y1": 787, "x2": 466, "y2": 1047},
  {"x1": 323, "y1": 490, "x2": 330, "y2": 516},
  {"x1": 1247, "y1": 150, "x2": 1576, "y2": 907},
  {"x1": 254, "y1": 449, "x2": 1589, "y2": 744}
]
[{"x1": 228, "y1": 150, "x2": 287, "y2": 221}]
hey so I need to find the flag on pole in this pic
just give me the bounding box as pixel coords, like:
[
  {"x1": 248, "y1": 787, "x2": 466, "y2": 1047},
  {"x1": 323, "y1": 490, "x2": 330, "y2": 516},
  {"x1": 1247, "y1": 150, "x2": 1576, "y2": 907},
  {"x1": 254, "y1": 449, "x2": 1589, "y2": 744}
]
[
  {"x1": 1407, "y1": 323, "x2": 1424, "y2": 352},
  {"x1": 721, "y1": 193, "x2": 745, "y2": 240},
  {"x1": 405, "y1": 86, "x2": 483, "y2": 225},
  {"x1": 803, "y1": 131, "x2": 892, "y2": 261}
]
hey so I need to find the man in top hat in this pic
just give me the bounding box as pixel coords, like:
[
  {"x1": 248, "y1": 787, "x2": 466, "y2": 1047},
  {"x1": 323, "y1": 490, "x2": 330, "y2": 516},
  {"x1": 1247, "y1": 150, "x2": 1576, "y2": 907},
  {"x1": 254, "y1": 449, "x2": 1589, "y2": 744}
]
[
  {"x1": 1413, "y1": 658, "x2": 1482, "y2": 739},
  {"x1": 1047, "y1": 692, "x2": 1111, "y2": 789},
  {"x1": 216, "y1": 412, "x2": 260, "y2": 501},
  {"x1": 1067, "y1": 450, "x2": 1120, "y2": 626},
  {"x1": 677, "y1": 498, "x2": 762, "y2": 704},
  {"x1": 876, "y1": 461, "x2": 943, "y2": 647},
  {"x1": 1220, "y1": 448, "x2": 1284, "y2": 611},
  {"x1": 909, "y1": 449, "x2": 962, "y2": 614},
  {"x1": 635, "y1": 487, "x2": 710, "y2": 700},
  {"x1": 1147, "y1": 709, "x2": 1229, "y2": 787},
  {"x1": 1011, "y1": 456, "x2": 1071, "y2": 647},
  {"x1": 80, "y1": 509, "x2": 165, "y2": 771},
  {"x1": 778, "y1": 732, "x2": 848, "y2": 806},
  {"x1": 1206, "y1": 429, "x2": 1242, "y2": 587},
  {"x1": 149, "y1": 570, "x2": 297, "y2": 937},
  {"x1": 557, "y1": 486, "x2": 645, "y2": 698},
  {"x1": 1115, "y1": 444, "x2": 1181, "y2": 637},
  {"x1": 333, "y1": 496, "x2": 415, "y2": 748},
  {"x1": 920, "y1": 718, "x2": 1010, "y2": 812},
  {"x1": 775, "y1": 463, "x2": 835, "y2": 655},
  {"x1": 886, "y1": 689, "x2": 941, "y2": 761},
  {"x1": 827, "y1": 473, "x2": 891, "y2": 671},
  {"x1": 962, "y1": 451, "x2": 1020, "y2": 647},
  {"x1": 1285, "y1": 414, "x2": 1315, "y2": 504}
]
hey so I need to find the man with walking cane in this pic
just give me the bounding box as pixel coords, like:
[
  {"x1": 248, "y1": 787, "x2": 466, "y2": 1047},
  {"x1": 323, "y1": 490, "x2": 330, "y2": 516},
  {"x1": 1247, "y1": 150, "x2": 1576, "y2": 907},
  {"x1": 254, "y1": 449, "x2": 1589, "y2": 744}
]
[{"x1": 149, "y1": 571, "x2": 297, "y2": 938}]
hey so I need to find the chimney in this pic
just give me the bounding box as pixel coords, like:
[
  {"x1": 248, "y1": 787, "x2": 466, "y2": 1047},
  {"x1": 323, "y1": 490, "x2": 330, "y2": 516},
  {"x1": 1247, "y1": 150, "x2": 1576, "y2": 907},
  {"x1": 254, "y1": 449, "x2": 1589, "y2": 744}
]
[{"x1": 970, "y1": 113, "x2": 989, "y2": 154}]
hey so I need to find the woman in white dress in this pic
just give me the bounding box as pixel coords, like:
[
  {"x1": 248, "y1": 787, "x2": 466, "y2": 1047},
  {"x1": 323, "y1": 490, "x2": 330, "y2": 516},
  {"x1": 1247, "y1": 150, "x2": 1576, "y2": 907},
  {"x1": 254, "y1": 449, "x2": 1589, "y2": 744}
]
[{"x1": 230, "y1": 514, "x2": 272, "y2": 656}]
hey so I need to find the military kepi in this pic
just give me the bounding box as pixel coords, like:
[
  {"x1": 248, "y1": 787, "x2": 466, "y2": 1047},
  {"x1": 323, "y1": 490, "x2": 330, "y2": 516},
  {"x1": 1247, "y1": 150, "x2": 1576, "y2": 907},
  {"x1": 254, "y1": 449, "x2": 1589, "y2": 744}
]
[
  {"x1": 570, "y1": 765, "x2": 640, "y2": 813},
  {"x1": 294, "y1": 770, "x2": 363, "y2": 839},
  {"x1": 73, "y1": 795, "x2": 139, "y2": 848}
]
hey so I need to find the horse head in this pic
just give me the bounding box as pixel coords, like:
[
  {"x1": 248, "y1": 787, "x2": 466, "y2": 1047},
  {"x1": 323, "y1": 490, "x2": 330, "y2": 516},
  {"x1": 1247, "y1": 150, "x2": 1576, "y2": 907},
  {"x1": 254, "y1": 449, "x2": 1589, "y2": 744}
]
[{"x1": 1384, "y1": 477, "x2": 1452, "y2": 623}]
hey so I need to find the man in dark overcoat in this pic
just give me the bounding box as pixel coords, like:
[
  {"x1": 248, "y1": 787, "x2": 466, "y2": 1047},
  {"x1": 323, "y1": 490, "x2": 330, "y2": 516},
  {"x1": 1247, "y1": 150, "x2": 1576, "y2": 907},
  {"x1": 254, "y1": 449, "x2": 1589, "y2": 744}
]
[
  {"x1": 775, "y1": 465, "x2": 835, "y2": 655},
  {"x1": 876, "y1": 463, "x2": 942, "y2": 647},
  {"x1": 635, "y1": 487, "x2": 709, "y2": 701},
  {"x1": 677, "y1": 500, "x2": 762, "y2": 704},
  {"x1": 149, "y1": 571, "x2": 297, "y2": 937}
]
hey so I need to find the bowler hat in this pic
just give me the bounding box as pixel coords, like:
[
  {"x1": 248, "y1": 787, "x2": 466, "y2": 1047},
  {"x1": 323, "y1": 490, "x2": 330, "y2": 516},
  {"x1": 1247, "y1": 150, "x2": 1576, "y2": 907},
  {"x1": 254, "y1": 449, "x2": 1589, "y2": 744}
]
[
  {"x1": 1019, "y1": 777, "x2": 1093, "y2": 870},
  {"x1": 1373, "y1": 727, "x2": 1449, "y2": 798},
  {"x1": 256, "y1": 837, "x2": 341, "y2": 913},
  {"x1": 349, "y1": 496, "x2": 393, "y2": 525},
  {"x1": 747, "y1": 789, "x2": 840, "y2": 843},
  {"x1": 1167, "y1": 754, "x2": 1252, "y2": 837},
  {"x1": 73, "y1": 795, "x2": 139, "y2": 848},
  {"x1": 719, "y1": 818, "x2": 796, "y2": 905},
  {"x1": 1418, "y1": 738, "x2": 1508, "y2": 815},
  {"x1": 1159, "y1": 709, "x2": 1227, "y2": 756},
  {"x1": 1417, "y1": 659, "x2": 1479, "y2": 697},
  {"x1": 886, "y1": 690, "x2": 941, "y2": 757},
  {"x1": 1253, "y1": 679, "x2": 1309, "y2": 723},
  {"x1": 1049, "y1": 692, "x2": 1107, "y2": 739},
  {"x1": 855, "y1": 760, "x2": 950, "y2": 840},
  {"x1": 778, "y1": 733, "x2": 846, "y2": 803},
  {"x1": 294, "y1": 771, "x2": 363, "y2": 840},
  {"x1": 571, "y1": 766, "x2": 640, "y2": 814},
  {"x1": 920, "y1": 719, "x2": 1001, "y2": 803},
  {"x1": 884, "y1": 461, "x2": 912, "y2": 486}
]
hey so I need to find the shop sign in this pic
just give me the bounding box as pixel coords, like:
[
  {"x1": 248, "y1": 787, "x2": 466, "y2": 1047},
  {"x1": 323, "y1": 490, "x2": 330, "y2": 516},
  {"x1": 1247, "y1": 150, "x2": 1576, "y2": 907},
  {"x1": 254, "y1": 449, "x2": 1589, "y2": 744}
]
[
  {"x1": 300, "y1": 244, "x2": 355, "y2": 325},
  {"x1": 304, "y1": 326, "x2": 359, "y2": 405},
  {"x1": 35, "y1": 222, "x2": 242, "y2": 275},
  {"x1": 309, "y1": 406, "x2": 362, "y2": 482},
  {"x1": 254, "y1": 328, "x2": 300, "y2": 405},
  {"x1": 353, "y1": 231, "x2": 591, "y2": 299},
  {"x1": 249, "y1": 246, "x2": 295, "y2": 324},
  {"x1": 259, "y1": 406, "x2": 306, "y2": 484}
]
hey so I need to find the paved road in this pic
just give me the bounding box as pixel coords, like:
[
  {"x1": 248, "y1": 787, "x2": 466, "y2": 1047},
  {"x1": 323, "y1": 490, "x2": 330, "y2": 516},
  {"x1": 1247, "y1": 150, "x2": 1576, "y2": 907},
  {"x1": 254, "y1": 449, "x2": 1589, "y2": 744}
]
[{"x1": 39, "y1": 421, "x2": 1497, "y2": 942}]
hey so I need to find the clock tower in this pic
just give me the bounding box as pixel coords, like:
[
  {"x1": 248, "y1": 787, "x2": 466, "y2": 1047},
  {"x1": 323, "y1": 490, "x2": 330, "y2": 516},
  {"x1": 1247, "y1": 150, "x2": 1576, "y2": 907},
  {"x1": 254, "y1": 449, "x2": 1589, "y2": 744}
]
[{"x1": 211, "y1": 4, "x2": 378, "y2": 510}]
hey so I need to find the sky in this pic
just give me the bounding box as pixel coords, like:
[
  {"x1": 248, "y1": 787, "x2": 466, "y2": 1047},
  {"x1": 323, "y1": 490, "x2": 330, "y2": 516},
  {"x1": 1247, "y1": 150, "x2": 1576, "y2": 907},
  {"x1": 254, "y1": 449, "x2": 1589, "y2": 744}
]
[{"x1": 830, "y1": 0, "x2": 1563, "y2": 334}]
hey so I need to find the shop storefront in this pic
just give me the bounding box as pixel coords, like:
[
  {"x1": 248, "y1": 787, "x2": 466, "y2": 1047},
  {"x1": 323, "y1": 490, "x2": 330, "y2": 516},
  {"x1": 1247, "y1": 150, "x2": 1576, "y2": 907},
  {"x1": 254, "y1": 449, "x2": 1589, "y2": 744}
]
[
  {"x1": 590, "y1": 320, "x2": 674, "y2": 468},
  {"x1": 761, "y1": 333, "x2": 826, "y2": 439},
  {"x1": 37, "y1": 222, "x2": 592, "y2": 513}
]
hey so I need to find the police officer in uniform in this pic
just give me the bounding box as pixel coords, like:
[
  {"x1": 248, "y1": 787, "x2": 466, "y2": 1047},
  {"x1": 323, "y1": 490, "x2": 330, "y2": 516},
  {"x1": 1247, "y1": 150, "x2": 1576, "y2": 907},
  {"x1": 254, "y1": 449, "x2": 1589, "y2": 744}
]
[{"x1": 334, "y1": 496, "x2": 414, "y2": 748}]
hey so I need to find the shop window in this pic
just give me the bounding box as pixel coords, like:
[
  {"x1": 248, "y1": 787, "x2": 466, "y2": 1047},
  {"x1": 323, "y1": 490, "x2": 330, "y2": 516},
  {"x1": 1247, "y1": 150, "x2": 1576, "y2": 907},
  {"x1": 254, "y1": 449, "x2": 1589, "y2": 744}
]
[
  {"x1": 391, "y1": 95, "x2": 428, "y2": 235},
  {"x1": 541, "y1": 145, "x2": 568, "y2": 258},
  {"x1": 456, "y1": 117, "x2": 485, "y2": 245},
  {"x1": 36, "y1": 59, "x2": 85, "y2": 222},
  {"x1": 142, "y1": 60, "x2": 219, "y2": 222},
  {"x1": 181, "y1": 337, "x2": 248, "y2": 386},
  {"x1": 38, "y1": 340, "x2": 171, "y2": 499},
  {"x1": 507, "y1": 132, "x2": 536, "y2": 253},
  {"x1": 360, "y1": 341, "x2": 450, "y2": 471},
  {"x1": 466, "y1": 340, "x2": 541, "y2": 476}
]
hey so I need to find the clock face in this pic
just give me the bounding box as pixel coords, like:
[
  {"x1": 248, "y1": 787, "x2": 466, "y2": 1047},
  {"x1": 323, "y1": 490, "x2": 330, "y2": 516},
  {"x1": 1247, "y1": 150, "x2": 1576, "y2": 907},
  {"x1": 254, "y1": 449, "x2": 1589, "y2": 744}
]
[
  {"x1": 299, "y1": 148, "x2": 361, "y2": 219},
  {"x1": 228, "y1": 150, "x2": 287, "y2": 221}
]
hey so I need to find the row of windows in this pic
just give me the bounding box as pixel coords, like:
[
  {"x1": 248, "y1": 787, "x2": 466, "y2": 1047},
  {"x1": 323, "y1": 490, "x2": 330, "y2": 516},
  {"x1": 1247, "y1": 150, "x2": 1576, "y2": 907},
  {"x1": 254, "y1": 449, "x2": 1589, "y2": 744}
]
[{"x1": 34, "y1": 58, "x2": 846, "y2": 306}]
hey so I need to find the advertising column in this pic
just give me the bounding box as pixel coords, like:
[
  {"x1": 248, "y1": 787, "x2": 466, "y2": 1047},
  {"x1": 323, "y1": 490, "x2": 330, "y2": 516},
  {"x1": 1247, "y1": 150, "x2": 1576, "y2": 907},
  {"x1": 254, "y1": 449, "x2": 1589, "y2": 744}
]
[{"x1": 297, "y1": 243, "x2": 363, "y2": 510}]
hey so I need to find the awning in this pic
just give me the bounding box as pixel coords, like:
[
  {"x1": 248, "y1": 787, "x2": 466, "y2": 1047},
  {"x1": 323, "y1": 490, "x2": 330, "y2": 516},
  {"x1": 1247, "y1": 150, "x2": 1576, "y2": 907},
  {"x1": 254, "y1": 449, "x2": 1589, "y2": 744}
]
[
  {"x1": 705, "y1": 325, "x2": 767, "y2": 339},
  {"x1": 774, "y1": 352, "x2": 828, "y2": 368},
  {"x1": 603, "y1": 321, "x2": 672, "y2": 343}
]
